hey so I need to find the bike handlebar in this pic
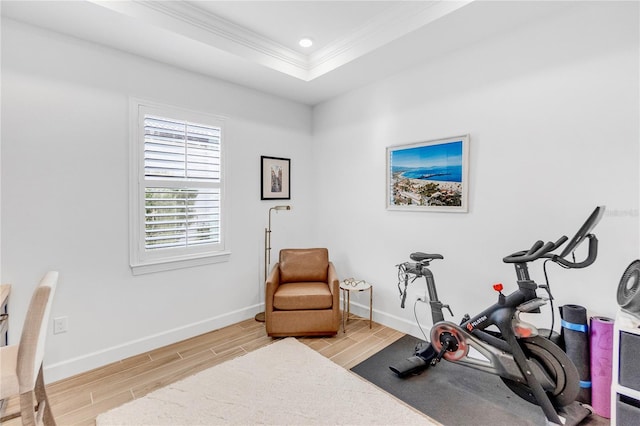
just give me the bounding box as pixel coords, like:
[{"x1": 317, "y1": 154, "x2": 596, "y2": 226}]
[
  {"x1": 553, "y1": 234, "x2": 598, "y2": 269},
  {"x1": 555, "y1": 235, "x2": 569, "y2": 249},
  {"x1": 503, "y1": 207, "x2": 604, "y2": 267},
  {"x1": 503, "y1": 236, "x2": 567, "y2": 264},
  {"x1": 502, "y1": 233, "x2": 598, "y2": 269},
  {"x1": 526, "y1": 240, "x2": 545, "y2": 256}
]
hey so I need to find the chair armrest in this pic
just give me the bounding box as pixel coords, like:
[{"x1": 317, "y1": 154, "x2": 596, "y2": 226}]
[
  {"x1": 328, "y1": 262, "x2": 341, "y2": 325},
  {"x1": 328, "y1": 261, "x2": 339, "y2": 299},
  {"x1": 265, "y1": 263, "x2": 281, "y2": 314}
]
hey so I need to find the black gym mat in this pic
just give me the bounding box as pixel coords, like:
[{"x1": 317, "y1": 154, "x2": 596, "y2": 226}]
[
  {"x1": 352, "y1": 335, "x2": 609, "y2": 426},
  {"x1": 351, "y1": 335, "x2": 545, "y2": 426}
]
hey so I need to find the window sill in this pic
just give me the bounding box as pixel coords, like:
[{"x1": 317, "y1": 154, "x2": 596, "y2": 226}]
[{"x1": 131, "y1": 251, "x2": 231, "y2": 275}]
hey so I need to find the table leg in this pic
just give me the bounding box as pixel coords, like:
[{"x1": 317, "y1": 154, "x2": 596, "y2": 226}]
[{"x1": 342, "y1": 288, "x2": 346, "y2": 333}]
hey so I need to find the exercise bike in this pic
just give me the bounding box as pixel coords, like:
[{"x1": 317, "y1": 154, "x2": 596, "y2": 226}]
[{"x1": 390, "y1": 206, "x2": 605, "y2": 426}]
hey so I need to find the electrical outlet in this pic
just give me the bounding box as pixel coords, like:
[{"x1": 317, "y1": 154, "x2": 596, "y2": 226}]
[
  {"x1": 53, "y1": 316, "x2": 68, "y2": 334},
  {"x1": 415, "y1": 295, "x2": 426, "y2": 303}
]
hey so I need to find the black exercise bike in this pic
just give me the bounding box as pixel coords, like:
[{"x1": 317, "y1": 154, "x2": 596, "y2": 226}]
[{"x1": 390, "y1": 206, "x2": 605, "y2": 426}]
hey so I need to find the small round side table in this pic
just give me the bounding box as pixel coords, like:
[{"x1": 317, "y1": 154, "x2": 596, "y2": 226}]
[{"x1": 340, "y1": 278, "x2": 372, "y2": 332}]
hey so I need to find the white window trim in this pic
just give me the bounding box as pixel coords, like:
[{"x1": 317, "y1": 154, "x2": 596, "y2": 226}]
[{"x1": 129, "y1": 98, "x2": 230, "y2": 275}]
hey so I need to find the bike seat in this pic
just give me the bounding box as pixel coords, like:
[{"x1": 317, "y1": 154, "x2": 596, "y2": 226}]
[{"x1": 410, "y1": 252, "x2": 444, "y2": 262}]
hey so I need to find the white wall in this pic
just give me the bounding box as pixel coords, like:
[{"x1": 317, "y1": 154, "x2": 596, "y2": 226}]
[
  {"x1": 2, "y1": 1, "x2": 639, "y2": 383},
  {"x1": 1, "y1": 19, "x2": 314, "y2": 381},
  {"x1": 312, "y1": 2, "x2": 640, "y2": 338}
]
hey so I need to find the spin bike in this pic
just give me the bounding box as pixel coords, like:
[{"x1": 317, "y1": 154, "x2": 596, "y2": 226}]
[{"x1": 390, "y1": 206, "x2": 605, "y2": 426}]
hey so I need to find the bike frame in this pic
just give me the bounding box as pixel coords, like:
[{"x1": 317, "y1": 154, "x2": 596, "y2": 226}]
[
  {"x1": 399, "y1": 206, "x2": 605, "y2": 425},
  {"x1": 462, "y1": 262, "x2": 538, "y2": 354},
  {"x1": 429, "y1": 260, "x2": 564, "y2": 423}
]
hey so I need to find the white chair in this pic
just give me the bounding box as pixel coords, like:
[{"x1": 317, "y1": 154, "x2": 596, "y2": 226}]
[{"x1": 0, "y1": 271, "x2": 59, "y2": 426}]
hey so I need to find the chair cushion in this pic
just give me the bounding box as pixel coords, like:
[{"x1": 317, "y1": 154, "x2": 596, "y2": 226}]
[
  {"x1": 279, "y1": 248, "x2": 328, "y2": 283},
  {"x1": 0, "y1": 345, "x2": 19, "y2": 399},
  {"x1": 273, "y1": 282, "x2": 333, "y2": 310}
]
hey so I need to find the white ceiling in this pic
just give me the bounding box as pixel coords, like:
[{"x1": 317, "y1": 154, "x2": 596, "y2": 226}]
[
  {"x1": 189, "y1": 1, "x2": 409, "y2": 55},
  {"x1": 1, "y1": 0, "x2": 570, "y2": 105}
]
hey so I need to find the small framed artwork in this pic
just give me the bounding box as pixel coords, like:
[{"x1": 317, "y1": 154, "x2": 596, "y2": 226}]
[
  {"x1": 261, "y1": 156, "x2": 291, "y2": 200},
  {"x1": 386, "y1": 134, "x2": 469, "y2": 212}
]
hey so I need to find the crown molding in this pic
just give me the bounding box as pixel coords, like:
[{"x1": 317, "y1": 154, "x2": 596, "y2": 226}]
[
  {"x1": 90, "y1": 0, "x2": 309, "y2": 79},
  {"x1": 307, "y1": 1, "x2": 471, "y2": 80},
  {"x1": 139, "y1": 1, "x2": 310, "y2": 69},
  {"x1": 91, "y1": 0, "x2": 473, "y2": 82}
]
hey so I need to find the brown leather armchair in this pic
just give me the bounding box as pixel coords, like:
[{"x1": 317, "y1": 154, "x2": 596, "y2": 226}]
[{"x1": 265, "y1": 248, "x2": 340, "y2": 337}]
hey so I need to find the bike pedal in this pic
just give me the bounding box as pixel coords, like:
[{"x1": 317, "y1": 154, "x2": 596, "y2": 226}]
[{"x1": 389, "y1": 356, "x2": 429, "y2": 377}]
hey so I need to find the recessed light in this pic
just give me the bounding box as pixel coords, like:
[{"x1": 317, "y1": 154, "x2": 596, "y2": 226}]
[{"x1": 299, "y1": 38, "x2": 313, "y2": 48}]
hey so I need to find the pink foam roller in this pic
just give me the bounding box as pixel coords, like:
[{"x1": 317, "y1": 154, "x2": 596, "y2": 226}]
[{"x1": 590, "y1": 316, "x2": 615, "y2": 418}]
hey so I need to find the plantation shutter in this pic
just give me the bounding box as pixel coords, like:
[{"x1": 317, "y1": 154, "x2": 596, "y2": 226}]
[{"x1": 143, "y1": 115, "x2": 222, "y2": 250}]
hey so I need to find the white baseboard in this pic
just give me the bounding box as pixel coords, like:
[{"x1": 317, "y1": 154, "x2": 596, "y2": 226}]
[
  {"x1": 45, "y1": 302, "x2": 428, "y2": 383},
  {"x1": 44, "y1": 304, "x2": 263, "y2": 383},
  {"x1": 345, "y1": 301, "x2": 430, "y2": 341}
]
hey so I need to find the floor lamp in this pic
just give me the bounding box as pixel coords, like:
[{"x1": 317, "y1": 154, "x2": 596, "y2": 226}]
[{"x1": 255, "y1": 205, "x2": 291, "y2": 322}]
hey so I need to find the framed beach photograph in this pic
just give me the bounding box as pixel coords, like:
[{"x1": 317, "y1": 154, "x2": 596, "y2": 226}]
[
  {"x1": 386, "y1": 135, "x2": 469, "y2": 212},
  {"x1": 261, "y1": 156, "x2": 291, "y2": 200}
]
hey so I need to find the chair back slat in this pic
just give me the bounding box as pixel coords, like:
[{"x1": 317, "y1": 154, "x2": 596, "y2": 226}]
[{"x1": 16, "y1": 271, "x2": 58, "y2": 393}]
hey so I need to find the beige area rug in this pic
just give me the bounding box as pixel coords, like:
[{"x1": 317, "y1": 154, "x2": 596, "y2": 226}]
[{"x1": 96, "y1": 337, "x2": 437, "y2": 425}]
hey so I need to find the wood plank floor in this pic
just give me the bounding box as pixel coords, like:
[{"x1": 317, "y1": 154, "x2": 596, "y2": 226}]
[{"x1": 3, "y1": 317, "x2": 404, "y2": 426}]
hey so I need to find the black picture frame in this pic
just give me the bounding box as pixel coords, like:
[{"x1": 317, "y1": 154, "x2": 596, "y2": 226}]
[{"x1": 261, "y1": 156, "x2": 291, "y2": 200}]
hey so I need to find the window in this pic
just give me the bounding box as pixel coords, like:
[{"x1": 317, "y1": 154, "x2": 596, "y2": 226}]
[{"x1": 130, "y1": 100, "x2": 228, "y2": 274}]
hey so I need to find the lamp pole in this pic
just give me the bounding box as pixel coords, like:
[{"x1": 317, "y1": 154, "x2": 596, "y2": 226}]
[{"x1": 255, "y1": 205, "x2": 291, "y2": 322}]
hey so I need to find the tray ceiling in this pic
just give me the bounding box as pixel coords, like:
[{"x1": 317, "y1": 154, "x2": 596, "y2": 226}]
[{"x1": 1, "y1": 1, "x2": 571, "y2": 105}]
